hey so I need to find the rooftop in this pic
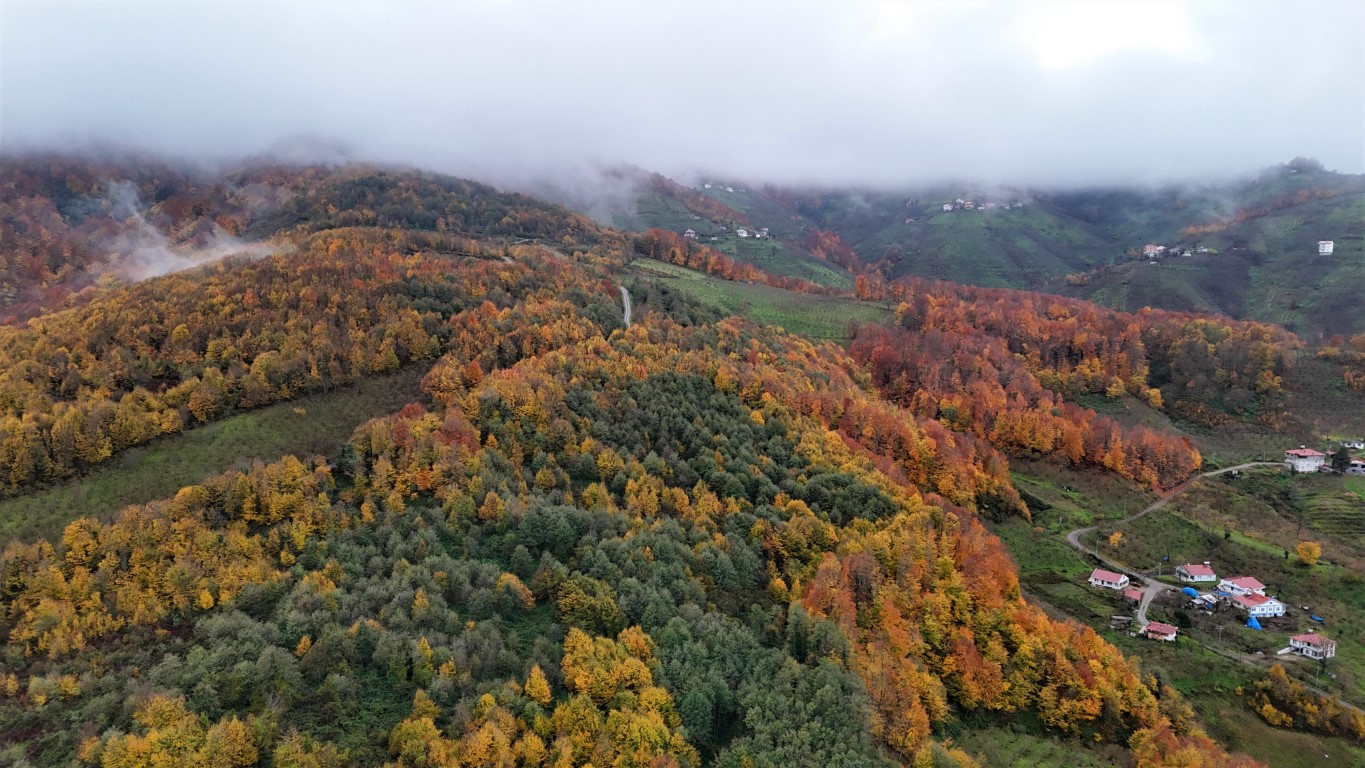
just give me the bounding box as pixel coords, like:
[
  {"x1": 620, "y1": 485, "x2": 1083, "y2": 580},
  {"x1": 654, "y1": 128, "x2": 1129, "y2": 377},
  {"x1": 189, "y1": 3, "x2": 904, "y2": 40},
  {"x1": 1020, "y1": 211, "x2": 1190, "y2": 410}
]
[{"x1": 1290, "y1": 633, "x2": 1332, "y2": 646}]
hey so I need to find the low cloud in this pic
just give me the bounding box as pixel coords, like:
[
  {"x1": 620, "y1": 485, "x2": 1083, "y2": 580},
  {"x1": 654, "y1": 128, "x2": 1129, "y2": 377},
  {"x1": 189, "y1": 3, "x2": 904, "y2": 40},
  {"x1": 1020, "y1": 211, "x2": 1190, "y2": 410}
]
[
  {"x1": 2, "y1": 1, "x2": 1361, "y2": 189},
  {"x1": 102, "y1": 181, "x2": 273, "y2": 281}
]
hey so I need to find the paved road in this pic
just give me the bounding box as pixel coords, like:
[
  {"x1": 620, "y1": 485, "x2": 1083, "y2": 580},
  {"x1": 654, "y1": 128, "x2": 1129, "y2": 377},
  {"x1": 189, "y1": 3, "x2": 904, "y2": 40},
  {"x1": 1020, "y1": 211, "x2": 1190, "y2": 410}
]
[
  {"x1": 619, "y1": 285, "x2": 632, "y2": 328},
  {"x1": 1065, "y1": 462, "x2": 1282, "y2": 628}
]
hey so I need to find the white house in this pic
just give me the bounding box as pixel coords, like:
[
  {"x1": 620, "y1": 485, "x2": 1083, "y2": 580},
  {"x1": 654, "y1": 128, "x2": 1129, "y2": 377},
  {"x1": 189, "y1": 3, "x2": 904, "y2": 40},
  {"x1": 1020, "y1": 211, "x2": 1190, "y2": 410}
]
[
  {"x1": 1144, "y1": 622, "x2": 1178, "y2": 642},
  {"x1": 1342, "y1": 439, "x2": 1364, "y2": 450},
  {"x1": 682, "y1": 229, "x2": 697, "y2": 239},
  {"x1": 1318, "y1": 240, "x2": 1334, "y2": 256},
  {"x1": 1289, "y1": 633, "x2": 1336, "y2": 659},
  {"x1": 736, "y1": 229, "x2": 749, "y2": 238},
  {"x1": 1177, "y1": 563, "x2": 1217, "y2": 584},
  {"x1": 1285, "y1": 447, "x2": 1327, "y2": 473},
  {"x1": 1143, "y1": 244, "x2": 1166, "y2": 258},
  {"x1": 1088, "y1": 568, "x2": 1130, "y2": 590},
  {"x1": 703, "y1": 183, "x2": 712, "y2": 189},
  {"x1": 725, "y1": 187, "x2": 734, "y2": 193},
  {"x1": 942, "y1": 203, "x2": 954, "y2": 212},
  {"x1": 1233, "y1": 593, "x2": 1286, "y2": 618},
  {"x1": 1218, "y1": 576, "x2": 1266, "y2": 596},
  {"x1": 1348, "y1": 459, "x2": 1365, "y2": 475}
]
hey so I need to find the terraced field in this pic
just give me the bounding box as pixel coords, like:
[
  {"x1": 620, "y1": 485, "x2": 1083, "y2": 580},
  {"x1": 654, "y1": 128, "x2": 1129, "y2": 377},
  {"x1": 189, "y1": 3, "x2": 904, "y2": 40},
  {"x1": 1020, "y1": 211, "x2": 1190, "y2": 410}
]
[{"x1": 1305, "y1": 487, "x2": 1365, "y2": 537}]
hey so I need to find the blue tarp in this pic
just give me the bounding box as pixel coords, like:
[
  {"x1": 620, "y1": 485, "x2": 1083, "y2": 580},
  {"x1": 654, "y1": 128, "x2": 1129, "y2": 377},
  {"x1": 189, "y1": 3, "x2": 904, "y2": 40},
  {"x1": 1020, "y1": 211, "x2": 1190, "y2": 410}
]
[
  {"x1": 1182, "y1": 587, "x2": 1200, "y2": 597},
  {"x1": 1311, "y1": 615, "x2": 1325, "y2": 623},
  {"x1": 1247, "y1": 617, "x2": 1262, "y2": 630}
]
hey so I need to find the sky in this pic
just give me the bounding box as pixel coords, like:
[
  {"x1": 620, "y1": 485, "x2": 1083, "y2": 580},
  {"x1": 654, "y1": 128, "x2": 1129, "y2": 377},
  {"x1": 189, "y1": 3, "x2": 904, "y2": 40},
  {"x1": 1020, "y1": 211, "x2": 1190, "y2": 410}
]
[{"x1": 2, "y1": 0, "x2": 1363, "y2": 188}]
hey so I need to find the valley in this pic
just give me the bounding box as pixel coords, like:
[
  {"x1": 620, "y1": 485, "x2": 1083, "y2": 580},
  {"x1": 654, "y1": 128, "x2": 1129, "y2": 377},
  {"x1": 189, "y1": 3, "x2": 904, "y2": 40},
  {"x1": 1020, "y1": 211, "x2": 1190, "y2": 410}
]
[{"x1": 0, "y1": 155, "x2": 1360, "y2": 768}]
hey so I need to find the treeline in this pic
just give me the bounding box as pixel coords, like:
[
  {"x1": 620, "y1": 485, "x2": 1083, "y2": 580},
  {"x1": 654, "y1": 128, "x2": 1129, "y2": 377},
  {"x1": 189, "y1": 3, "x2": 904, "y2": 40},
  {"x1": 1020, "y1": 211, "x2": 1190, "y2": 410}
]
[
  {"x1": 0, "y1": 156, "x2": 610, "y2": 323},
  {"x1": 247, "y1": 169, "x2": 604, "y2": 244},
  {"x1": 0, "y1": 228, "x2": 619, "y2": 497},
  {"x1": 635, "y1": 228, "x2": 834, "y2": 295},
  {"x1": 1317, "y1": 333, "x2": 1365, "y2": 391},
  {"x1": 1246, "y1": 664, "x2": 1365, "y2": 742},
  {"x1": 850, "y1": 324, "x2": 1201, "y2": 488},
  {"x1": 1181, "y1": 186, "x2": 1357, "y2": 238},
  {"x1": 801, "y1": 229, "x2": 861, "y2": 272},
  {"x1": 852, "y1": 273, "x2": 1297, "y2": 426}
]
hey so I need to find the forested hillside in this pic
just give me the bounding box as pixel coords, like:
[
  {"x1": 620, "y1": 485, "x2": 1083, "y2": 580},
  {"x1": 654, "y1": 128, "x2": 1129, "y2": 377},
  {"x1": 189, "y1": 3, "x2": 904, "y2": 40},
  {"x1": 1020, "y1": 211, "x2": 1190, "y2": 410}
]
[{"x1": 0, "y1": 155, "x2": 1289, "y2": 768}]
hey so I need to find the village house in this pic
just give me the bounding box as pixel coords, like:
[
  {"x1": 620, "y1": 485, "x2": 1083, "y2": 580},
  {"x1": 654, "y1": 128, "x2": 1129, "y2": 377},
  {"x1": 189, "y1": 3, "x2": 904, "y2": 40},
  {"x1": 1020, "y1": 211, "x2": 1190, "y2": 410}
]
[
  {"x1": 1232, "y1": 593, "x2": 1286, "y2": 618},
  {"x1": 703, "y1": 183, "x2": 712, "y2": 189},
  {"x1": 1218, "y1": 576, "x2": 1266, "y2": 596},
  {"x1": 1348, "y1": 459, "x2": 1365, "y2": 475},
  {"x1": 682, "y1": 229, "x2": 696, "y2": 239},
  {"x1": 1342, "y1": 439, "x2": 1365, "y2": 450},
  {"x1": 1144, "y1": 622, "x2": 1178, "y2": 642},
  {"x1": 1177, "y1": 563, "x2": 1217, "y2": 584},
  {"x1": 725, "y1": 187, "x2": 734, "y2": 193},
  {"x1": 1288, "y1": 633, "x2": 1336, "y2": 660},
  {"x1": 942, "y1": 203, "x2": 954, "y2": 212},
  {"x1": 1318, "y1": 240, "x2": 1334, "y2": 256},
  {"x1": 1088, "y1": 568, "x2": 1130, "y2": 590},
  {"x1": 1285, "y1": 447, "x2": 1327, "y2": 473},
  {"x1": 1122, "y1": 588, "x2": 1143, "y2": 606},
  {"x1": 1142, "y1": 244, "x2": 1167, "y2": 258},
  {"x1": 756, "y1": 227, "x2": 769, "y2": 238},
  {"x1": 735, "y1": 229, "x2": 749, "y2": 238},
  {"x1": 963, "y1": 201, "x2": 975, "y2": 209}
]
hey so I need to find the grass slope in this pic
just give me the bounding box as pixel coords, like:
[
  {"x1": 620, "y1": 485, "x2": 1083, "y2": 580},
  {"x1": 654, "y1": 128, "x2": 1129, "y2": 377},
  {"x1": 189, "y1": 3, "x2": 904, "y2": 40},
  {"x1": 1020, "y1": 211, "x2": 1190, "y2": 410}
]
[
  {"x1": 629, "y1": 258, "x2": 892, "y2": 341},
  {"x1": 854, "y1": 205, "x2": 1113, "y2": 288},
  {"x1": 1063, "y1": 192, "x2": 1365, "y2": 337},
  {"x1": 0, "y1": 367, "x2": 425, "y2": 542}
]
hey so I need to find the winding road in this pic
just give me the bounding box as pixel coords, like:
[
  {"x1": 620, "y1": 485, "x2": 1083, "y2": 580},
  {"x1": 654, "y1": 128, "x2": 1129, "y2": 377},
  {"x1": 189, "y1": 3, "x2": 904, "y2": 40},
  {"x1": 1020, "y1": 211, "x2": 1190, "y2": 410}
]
[
  {"x1": 619, "y1": 285, "x2": 632, "y2": 328},
  {"x1": 1065, "y1": 462, "x2": 1281, "y2": 627},
  {"x1": 1061, "y1": 460, "x2": 1365, "y2": 712}
]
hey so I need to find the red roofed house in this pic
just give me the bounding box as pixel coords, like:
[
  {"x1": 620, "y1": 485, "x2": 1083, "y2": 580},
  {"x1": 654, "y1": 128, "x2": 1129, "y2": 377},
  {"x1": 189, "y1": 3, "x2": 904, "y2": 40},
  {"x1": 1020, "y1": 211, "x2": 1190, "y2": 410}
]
[
  {"x1": 1122, "y1": 588, "x2": 1143, "y2": 605},
  {"x1": 1289, "y1": 633, "x2": 1336, "y2": 659},
  {"x1": 1144, "y1": 622, "x2": 1178, "y2": 642},
  {"x1": 1177, "y1": 563, "x2": 1217, "y2": 584},
  {"x1": 1285, "y1": 447, "x2": 1327, "y2": 473},
  {"x1": 1218, "y1": 576, "x2": 1265, "y2": 596},
  {"x1": 1088, "y1": 568, "x2": 1130, "y2": 590},
  {"x1": 1232, "y1": 593, "x2": 1286, "y2": 618}
]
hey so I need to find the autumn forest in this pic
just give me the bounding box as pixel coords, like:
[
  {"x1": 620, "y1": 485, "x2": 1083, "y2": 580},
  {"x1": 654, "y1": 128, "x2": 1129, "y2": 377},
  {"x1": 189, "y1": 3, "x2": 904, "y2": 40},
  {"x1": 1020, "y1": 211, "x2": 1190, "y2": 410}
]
[{"x1": 0, "y1": 154, "x2": 1358, "y2": 768}]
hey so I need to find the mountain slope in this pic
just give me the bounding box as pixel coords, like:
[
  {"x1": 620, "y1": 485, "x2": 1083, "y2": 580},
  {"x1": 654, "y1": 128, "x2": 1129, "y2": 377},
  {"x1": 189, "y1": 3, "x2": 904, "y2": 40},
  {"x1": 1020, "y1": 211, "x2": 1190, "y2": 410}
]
[
  {"x1": 0, "y1": 155, "x2": 1263, "y2": 768},
  {"x1": 1059, "y1": 190, "x2": 1365, "y2": 337}
]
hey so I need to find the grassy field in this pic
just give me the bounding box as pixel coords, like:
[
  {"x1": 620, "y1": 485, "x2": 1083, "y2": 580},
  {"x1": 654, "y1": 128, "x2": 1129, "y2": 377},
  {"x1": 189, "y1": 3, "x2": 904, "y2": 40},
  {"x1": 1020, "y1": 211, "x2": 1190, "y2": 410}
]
[
  {"x1": 951, "y1": 725, "x2": 1123, "y2": 767},
  {"x1": 629, "y1": 258, "x2": 893, "y2": 341},
  {"x1": 0, "y1": 367, "x2": 426, "y2": 543},
  {"x1": 714, "y1": 237, "x2": 855, "y2": 289}
]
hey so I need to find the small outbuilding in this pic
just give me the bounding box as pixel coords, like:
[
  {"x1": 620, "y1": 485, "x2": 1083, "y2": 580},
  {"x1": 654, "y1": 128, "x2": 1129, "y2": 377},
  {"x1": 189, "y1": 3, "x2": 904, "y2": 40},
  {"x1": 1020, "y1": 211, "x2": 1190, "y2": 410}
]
[{"x1": 1144, "y1": 622, "x2": 1178, "y2": 642}]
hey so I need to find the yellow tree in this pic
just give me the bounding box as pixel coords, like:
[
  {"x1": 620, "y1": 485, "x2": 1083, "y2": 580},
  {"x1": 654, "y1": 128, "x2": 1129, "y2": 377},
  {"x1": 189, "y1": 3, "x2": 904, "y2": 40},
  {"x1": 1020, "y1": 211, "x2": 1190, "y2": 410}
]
[{"x1": 1295, "y1": 541, "x2": 1322, "y2": 566}]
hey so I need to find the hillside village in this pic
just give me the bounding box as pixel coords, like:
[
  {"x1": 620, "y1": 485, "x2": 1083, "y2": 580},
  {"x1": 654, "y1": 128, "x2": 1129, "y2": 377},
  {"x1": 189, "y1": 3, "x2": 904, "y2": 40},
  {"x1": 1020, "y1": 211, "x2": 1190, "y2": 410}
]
[{"x1": 1078, "y1": 441, "x2": 1364, "y2": 700}]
